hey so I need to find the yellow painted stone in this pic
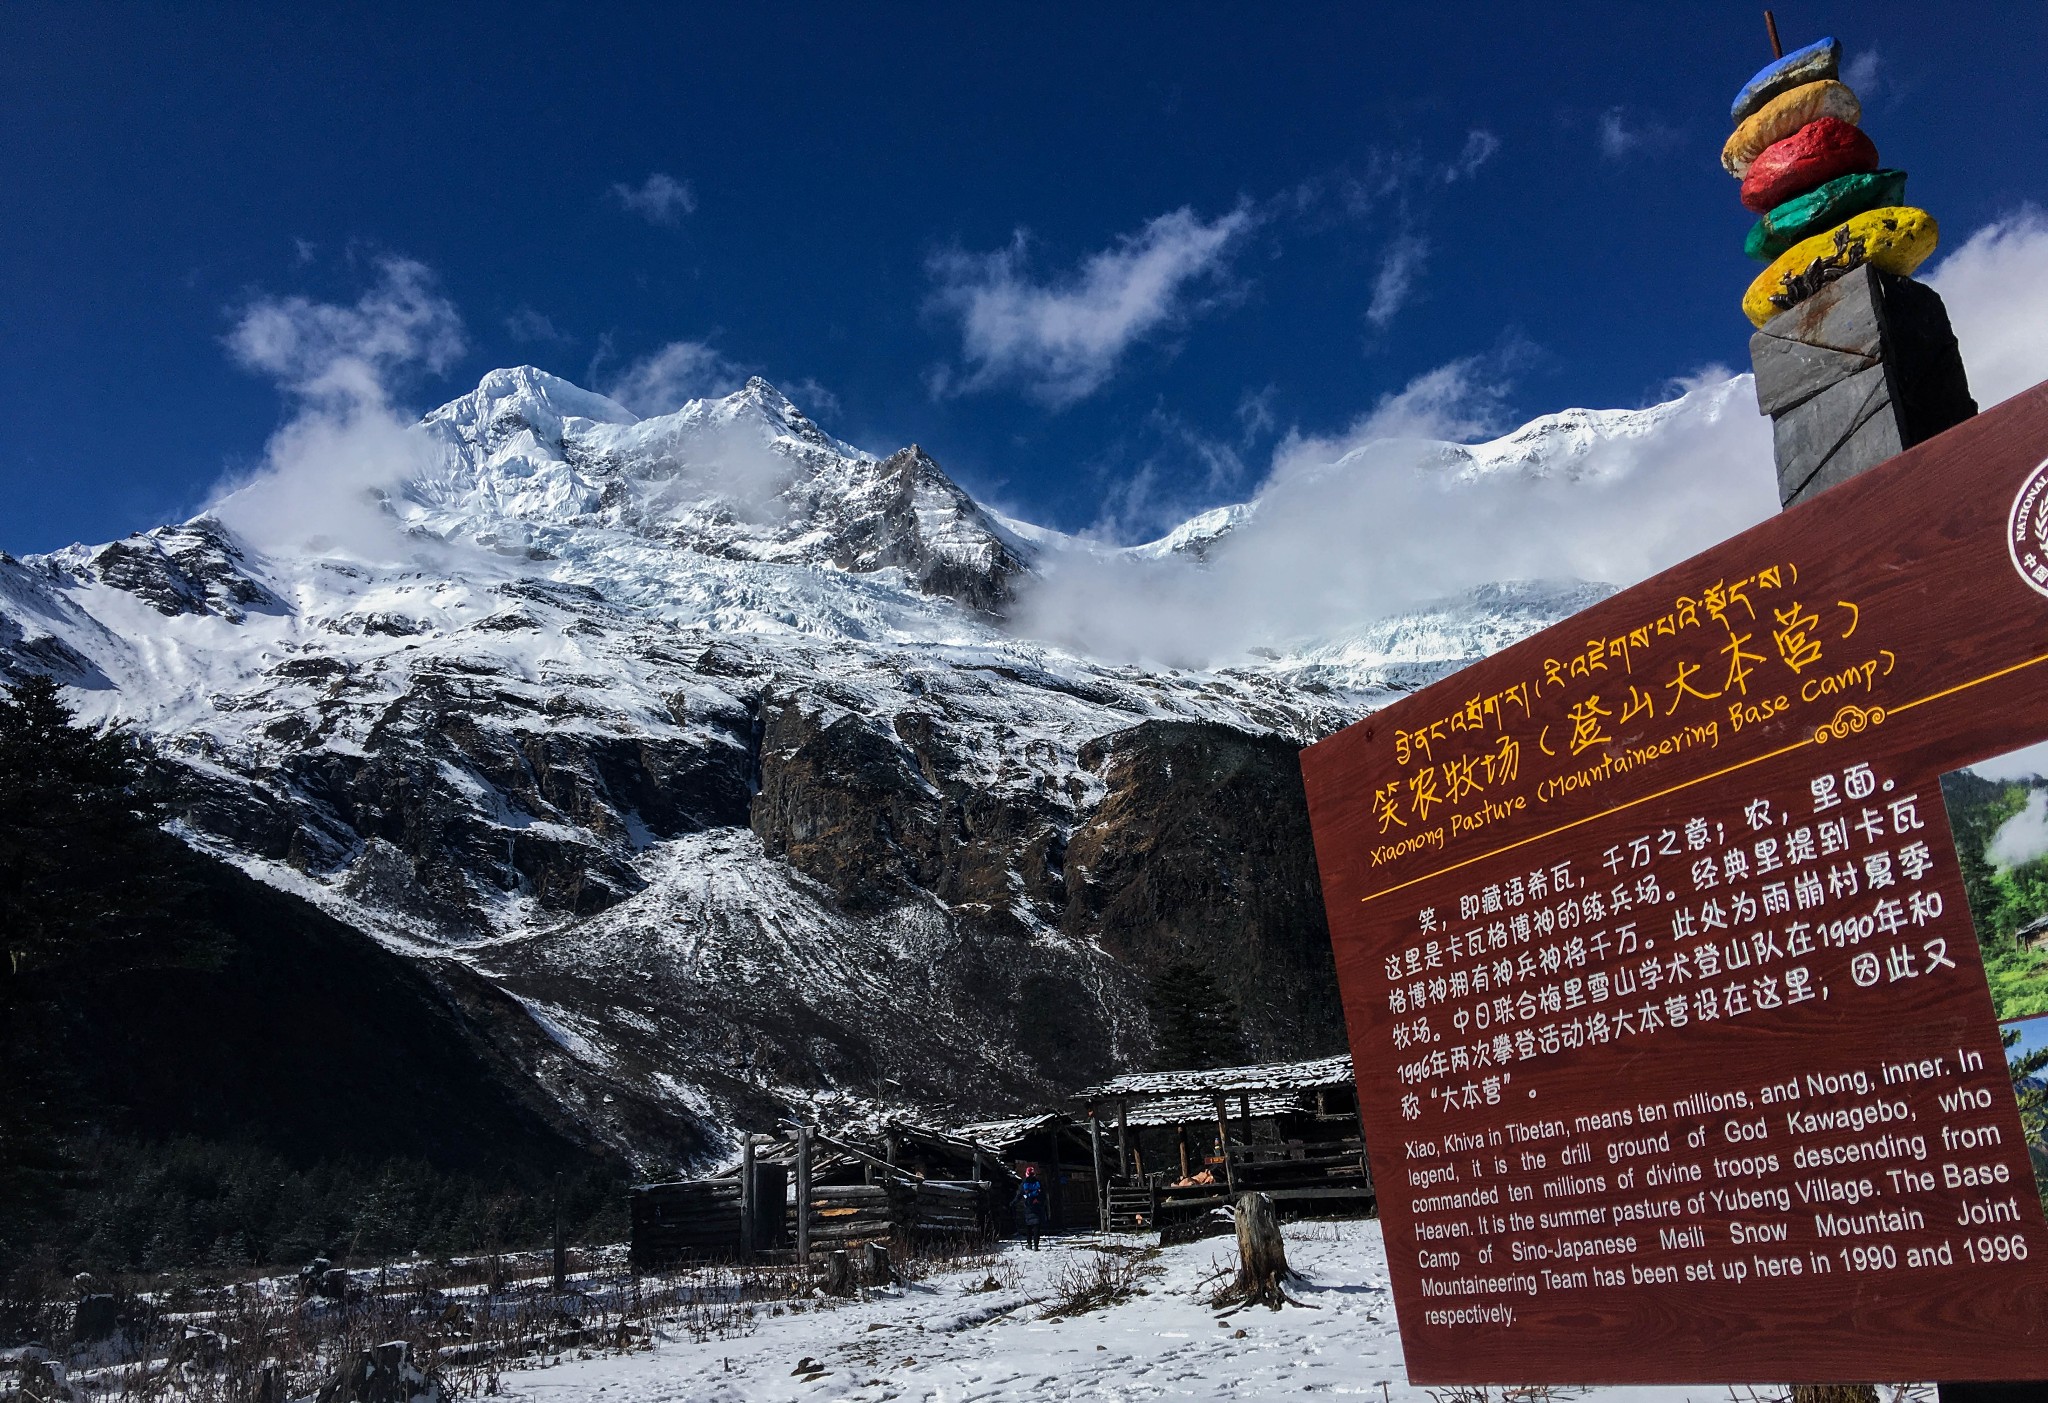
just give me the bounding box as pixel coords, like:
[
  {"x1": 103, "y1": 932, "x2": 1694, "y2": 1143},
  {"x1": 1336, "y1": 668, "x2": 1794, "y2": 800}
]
[
  {"x1": 1721, "y1": 79, "x2": 1861, "y2": 177},
  {"x1": 1742, "y1": 207, "x2": 1939, "y2": 327}
]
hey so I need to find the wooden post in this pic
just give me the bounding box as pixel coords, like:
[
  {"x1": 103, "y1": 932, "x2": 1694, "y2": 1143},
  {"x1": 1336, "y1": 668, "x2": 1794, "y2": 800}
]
[
  {"x1": 794, "y1": 1126, "x2": 812, "y2": 1268},
  {"x1": 1358, "y1": 1105, "x2": 1374, "y2": 1193},
  {"x1": 1087, "y1": 1106, "x2": 1107, "y2": 1228},
  {"x1": 1115, "y1": 1099, "x2": 1131, "y2": 1179},
  {"x1": 1177, "y1": 1125, "x2": 1190, "y2": 1182},
  {"x1": 739, "y1": 1136, "x2": 757, "y2": 1261},
  {"x1": 551, "y1": 1173, "x2": 566, "y2": 1294},
  {"x1": 1212, "y1": 1092, "x2": 1239, "y2": 1195}
]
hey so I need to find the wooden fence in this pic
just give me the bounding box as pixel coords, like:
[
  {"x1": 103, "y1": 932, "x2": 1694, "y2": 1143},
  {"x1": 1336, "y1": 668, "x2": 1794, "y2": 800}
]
[{"x1": 630, "y1": 1163, "x2": 990, "y2": 1269}]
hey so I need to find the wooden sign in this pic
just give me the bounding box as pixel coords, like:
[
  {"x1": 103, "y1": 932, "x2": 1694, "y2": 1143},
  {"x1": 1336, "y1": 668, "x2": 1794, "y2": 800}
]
[{"x1": 1301, "y1": 382, "x2": 2048, "y2": 1384}]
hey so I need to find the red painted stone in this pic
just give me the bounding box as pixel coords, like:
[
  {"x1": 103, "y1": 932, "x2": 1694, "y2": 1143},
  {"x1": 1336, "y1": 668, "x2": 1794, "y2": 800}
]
[{"x1": 1740, "y1": 117, "x2": 1880, "y2": 212}]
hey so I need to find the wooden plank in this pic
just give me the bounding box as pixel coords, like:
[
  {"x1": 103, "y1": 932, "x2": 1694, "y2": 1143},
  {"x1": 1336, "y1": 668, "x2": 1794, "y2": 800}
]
[
  {"x1": 739, "y1": 1137, "x2": 756, "y2": 1262},
  {"x1": 1086, "y1": 1107, "x2": 1105, "y2": 1227},
  {"x1": 1210, "y1": 1092, "x2": 1238, "y2": 1196},
  {"x1": 794, "y1": 1126, "x2": 811, "y2": 1267}
]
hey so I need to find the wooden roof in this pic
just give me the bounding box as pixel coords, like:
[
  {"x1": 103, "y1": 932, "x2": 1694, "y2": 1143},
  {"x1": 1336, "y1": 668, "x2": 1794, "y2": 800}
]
[{"x1": 1077, "y1": 1053, "x2": 1354, "y2": 1103}]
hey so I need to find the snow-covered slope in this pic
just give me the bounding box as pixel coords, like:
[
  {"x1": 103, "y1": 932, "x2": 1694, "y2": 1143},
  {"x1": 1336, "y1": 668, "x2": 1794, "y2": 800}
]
[{"x1": 0, "y1": 368, "x2": 1708, "y2": 1171}]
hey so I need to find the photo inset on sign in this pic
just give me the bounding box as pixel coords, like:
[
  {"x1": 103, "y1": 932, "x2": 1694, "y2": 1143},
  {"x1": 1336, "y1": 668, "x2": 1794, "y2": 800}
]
[
  {"x1": 2001, "y1": 1012, "x2": 2048, "y2": 1205},
  {"x1": 1939, "y1": 740, "x2": 2048, "y2": 1023},
  {"x1": 1942, "y1": 740, "x2": 2048, "y2": 1216}
]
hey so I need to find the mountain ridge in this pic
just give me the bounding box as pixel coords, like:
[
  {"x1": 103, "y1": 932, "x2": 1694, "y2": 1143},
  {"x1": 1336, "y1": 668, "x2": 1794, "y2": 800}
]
[{"x1": 0, "y1": 366, "x2": 1730, "y2": 1174}]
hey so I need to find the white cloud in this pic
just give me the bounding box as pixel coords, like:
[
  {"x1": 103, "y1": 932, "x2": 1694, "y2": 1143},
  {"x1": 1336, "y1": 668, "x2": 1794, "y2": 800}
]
[
  {"x1": 225, "y1": 256, "x2": 464, "y2": 408},
  {"x1": 1597, "y1": 108, "x2": 1679, "y2": 161},
  {"x1": 211, "y1": 259, "x2": 464, "y2": 559},
  {"x1": 1236, "y1": 385, "x2": 1278, "y2": 443},
  {"x1": 609, "y1": 172, "x2": 696, "y2": 225},
  {"x1": 1926, "y1": 208, "x2": 2048, "y2": 411},
  {"x1": 1331, "y1": 354, "x2": 1513, "y2": 444},
  {"x1": 785, "y1": 376, "x2": 842, "y2": 419},
  {"x1": 1117, "y1": 412, "x2": 1252, "y2": 534},
  {"x1": 1013, "y1": 361, "x2": 1779, "y2": 669},
  {"x1": 1366, "y1": 235, "x2": 1430, "y2": 328},
  {"x1": 1842, "y1": 50, "x2": 1883, "y2": 100},
  {"x1": 1990, "y1": 790, "x2": 2048, "y2": 869},
  {"x1": 927, "y1": 205, "x2": 1253, "y2": 407},
  {"x1": 605, "y1": 339, "x2": 747, "y2": 415},
  {"x1": 1008, "y1": 206, "x2": 2040, "y2": 673},
  {"x1": 505, "y1": 305, "x2": 569, "y2": 343},
  {"x1": 1444, "y1": 130, "x2": 1500, "y2": 183}
]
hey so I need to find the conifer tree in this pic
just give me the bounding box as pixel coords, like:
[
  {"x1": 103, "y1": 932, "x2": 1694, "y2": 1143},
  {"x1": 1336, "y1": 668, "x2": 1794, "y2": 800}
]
[
  {"x1": 1146, "y1": 962, "x2": 1250, "y2": 1070},
  {"x1": 0, "y1": 675, "x2": 197, "y2": 983}
]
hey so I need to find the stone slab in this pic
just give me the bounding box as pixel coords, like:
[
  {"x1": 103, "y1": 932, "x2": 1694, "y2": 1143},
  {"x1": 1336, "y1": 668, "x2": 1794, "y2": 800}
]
[
  {"x1": 1753, "y1": 267, "x2": 1977, "y2": 506},
  {"x1": 1750, "y1": 336, "x2": 1879, "y2": 416},
  {"x1": 1751, "y1": 262, "x2": 1885, "y2": 415},
  {"x1": 1878, "y1": 273, "x2": 1978, "y2": 445},
  {"x1": 1772, "y1": 360, "x2": 1901, "y2": 506}
]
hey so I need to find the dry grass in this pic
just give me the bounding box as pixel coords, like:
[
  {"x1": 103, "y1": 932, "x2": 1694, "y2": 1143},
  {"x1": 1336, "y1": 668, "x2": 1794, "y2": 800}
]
[
  {"x1": 2, "y1": 1237, "x2": 1004, "y2": 1403},
  {"x1": 1032, "y1": 1247, "x2": 1160, "y2": 1319}
]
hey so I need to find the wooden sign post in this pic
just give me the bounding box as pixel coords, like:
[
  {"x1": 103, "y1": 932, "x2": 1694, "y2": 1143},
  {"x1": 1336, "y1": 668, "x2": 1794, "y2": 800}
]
[{"x1": 1302, "y1": 383, "x2": 2048, "y2": 1384}]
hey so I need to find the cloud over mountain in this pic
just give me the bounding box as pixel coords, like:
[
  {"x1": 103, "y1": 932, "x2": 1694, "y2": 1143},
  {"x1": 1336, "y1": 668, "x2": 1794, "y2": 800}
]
[{"x1": 927, "y1": 205, "x2": 1252, "y2": 407}]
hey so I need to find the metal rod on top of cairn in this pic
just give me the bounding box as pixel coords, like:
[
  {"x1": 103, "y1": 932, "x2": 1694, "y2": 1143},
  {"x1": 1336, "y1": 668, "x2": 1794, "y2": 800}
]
[{"x1": 1726, "y1": 26, "x2": 1975, "y2": 508}]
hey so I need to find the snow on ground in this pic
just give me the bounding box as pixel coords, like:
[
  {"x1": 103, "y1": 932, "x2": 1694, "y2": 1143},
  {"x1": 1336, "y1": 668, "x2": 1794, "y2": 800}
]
[{"x1": 508, "y1": 1221, "x2": 1712, "y2": 1403}]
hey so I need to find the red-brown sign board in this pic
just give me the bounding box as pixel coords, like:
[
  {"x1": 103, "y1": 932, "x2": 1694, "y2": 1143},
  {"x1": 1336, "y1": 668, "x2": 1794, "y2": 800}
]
[{"x1": 1302, "y1": 383, "x2": 2048, "y2": 1384}]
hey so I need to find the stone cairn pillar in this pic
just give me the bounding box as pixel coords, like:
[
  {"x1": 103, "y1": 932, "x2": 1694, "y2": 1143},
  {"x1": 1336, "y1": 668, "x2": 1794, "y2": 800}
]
[{"x1": 1724, "y1": 32, "x2": 1976, "y2": 507}]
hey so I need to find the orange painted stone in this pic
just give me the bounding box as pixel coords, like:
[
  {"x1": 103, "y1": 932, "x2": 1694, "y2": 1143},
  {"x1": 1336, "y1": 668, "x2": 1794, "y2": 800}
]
[{"x1": 1740, "y1": 116, "x2": 1879, "y2": 213}]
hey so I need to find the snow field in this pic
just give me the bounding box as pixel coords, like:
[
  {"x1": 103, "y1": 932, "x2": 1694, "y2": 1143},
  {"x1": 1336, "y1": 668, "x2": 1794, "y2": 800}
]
[{"x1": 507, "y1": 1220, "x2": 1709, "y2": 1403}]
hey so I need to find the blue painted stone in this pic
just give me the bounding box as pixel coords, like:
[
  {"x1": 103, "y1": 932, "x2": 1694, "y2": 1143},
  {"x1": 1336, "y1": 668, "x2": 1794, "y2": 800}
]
[{"x1": 1730, "y1": 37, "x2": 1842, "y2": 125}]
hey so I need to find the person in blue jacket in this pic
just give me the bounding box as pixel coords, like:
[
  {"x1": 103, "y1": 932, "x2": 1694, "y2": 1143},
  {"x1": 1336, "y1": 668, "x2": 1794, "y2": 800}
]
[{"x1": 1012, "y1": 1164, "x2": 1048, "y2": 1249}]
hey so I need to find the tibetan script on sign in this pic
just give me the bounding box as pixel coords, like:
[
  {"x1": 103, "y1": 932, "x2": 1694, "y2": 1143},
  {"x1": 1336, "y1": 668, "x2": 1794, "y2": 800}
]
[{"x1": 1302, "y1": 383, "x2": 2048, "y2": 1385}]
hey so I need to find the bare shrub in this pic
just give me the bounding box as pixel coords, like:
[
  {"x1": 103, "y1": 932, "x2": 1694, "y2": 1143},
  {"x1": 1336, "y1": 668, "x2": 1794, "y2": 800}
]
[
  {"x1": 23, "y1": 1252, "x2": 838, "y2": 1403},
  {"x1": 1034, "y1": 1248, "x2": 1160, "y2": 1318}
]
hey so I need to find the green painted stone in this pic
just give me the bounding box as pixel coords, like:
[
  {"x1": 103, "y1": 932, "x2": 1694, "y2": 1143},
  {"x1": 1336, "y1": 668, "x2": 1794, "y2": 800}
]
[{"x1": 1745, "y1": 169, "x2": 1909, "y2": 262}]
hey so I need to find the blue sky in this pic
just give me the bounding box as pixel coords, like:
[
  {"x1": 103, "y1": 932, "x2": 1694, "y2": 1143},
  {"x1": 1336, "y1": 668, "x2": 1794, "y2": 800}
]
[{"x1": 4, "y1": 1, "x2": 2046, "y2": 555}]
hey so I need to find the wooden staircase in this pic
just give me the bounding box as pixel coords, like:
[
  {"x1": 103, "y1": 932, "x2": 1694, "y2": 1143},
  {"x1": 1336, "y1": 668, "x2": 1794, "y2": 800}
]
[{"x1": 1104, "y1": 1182, "x2": 1158, "y2": 1232}]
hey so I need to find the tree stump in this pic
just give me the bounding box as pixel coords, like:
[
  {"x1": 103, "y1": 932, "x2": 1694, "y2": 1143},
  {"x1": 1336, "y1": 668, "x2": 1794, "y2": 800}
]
[
  {"x1": 316, "y1": 1341, "x2": 443, "y2": 1403},
  {"x1": 1215, "y1": 1192, "x2": 1297, "y2": 1309},
  {"x1": 862, "y1": 1242, "x2": 894, "y2": 1286},
  {"x1": 822, "y1": 1250, "x2": 854, "y2": 1297}
]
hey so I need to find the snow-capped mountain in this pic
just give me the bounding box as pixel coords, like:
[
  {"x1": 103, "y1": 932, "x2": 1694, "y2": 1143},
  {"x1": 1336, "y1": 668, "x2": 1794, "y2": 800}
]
[{"x1": 0, "y1": 367, "x2": 1737, "y2": 1172}]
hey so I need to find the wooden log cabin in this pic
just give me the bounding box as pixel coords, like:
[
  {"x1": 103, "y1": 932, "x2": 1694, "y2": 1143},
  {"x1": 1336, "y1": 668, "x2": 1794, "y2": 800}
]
[
  {"x1": 1077, "y1": 1054, "x2": 1374, "y2": 1232},
  {"x1": 629, "y1": 1120, "x2": 1004, "y2": 1270},
  {"x1": 947, "y1": 1112, "x2": 1102, "y2": 1232}
]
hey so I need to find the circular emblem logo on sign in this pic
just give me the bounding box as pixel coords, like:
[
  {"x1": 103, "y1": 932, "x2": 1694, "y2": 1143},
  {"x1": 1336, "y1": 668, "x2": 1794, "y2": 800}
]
[{"x1": 2009, "y1": 456, "x2": 2048, "y2": 598}]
